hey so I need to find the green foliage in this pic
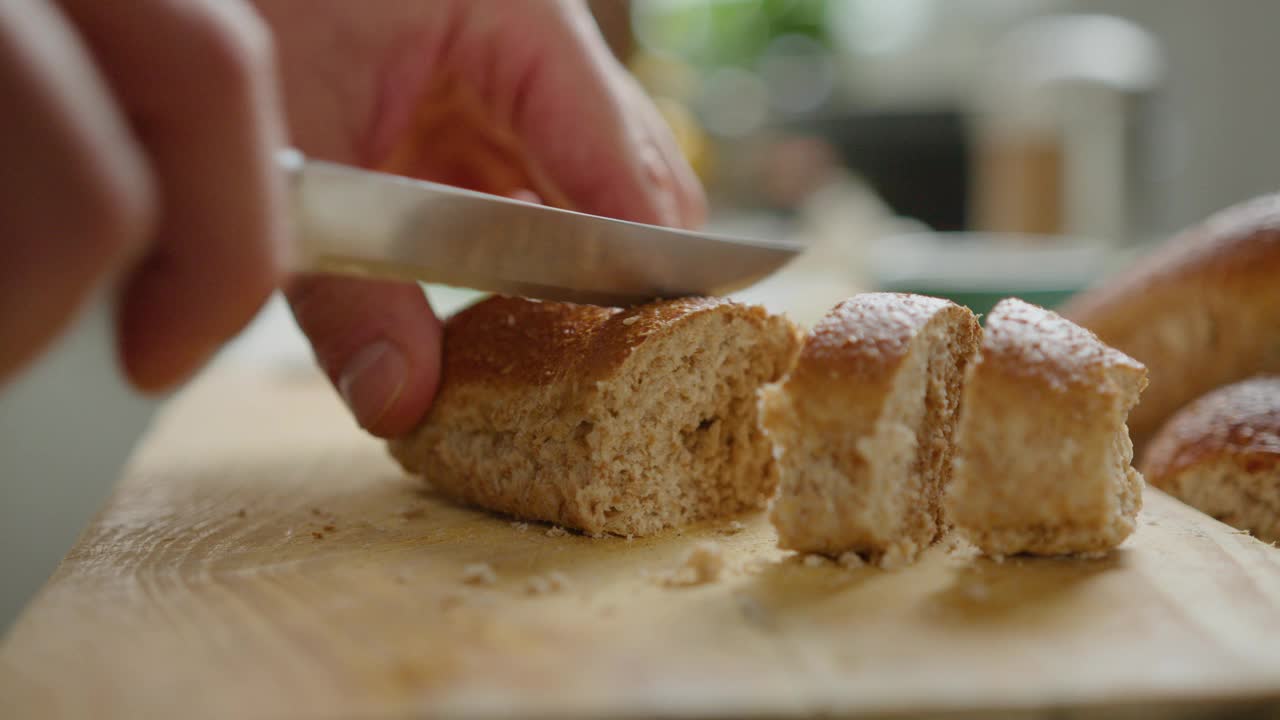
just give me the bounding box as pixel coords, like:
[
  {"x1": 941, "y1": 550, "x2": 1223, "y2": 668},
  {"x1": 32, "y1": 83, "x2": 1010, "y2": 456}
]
[{"x1": 637, "y1": 0, "x2": 829, "y2": 68}]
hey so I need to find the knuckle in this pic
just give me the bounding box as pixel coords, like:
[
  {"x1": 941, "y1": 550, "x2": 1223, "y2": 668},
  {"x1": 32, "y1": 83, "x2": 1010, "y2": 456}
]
[
  {"x1": 185, "y1": 2, "x2": 275, "y2": 97},
  {"x1": 73, "y1": 160, "x2": 158, "y2": 262}
]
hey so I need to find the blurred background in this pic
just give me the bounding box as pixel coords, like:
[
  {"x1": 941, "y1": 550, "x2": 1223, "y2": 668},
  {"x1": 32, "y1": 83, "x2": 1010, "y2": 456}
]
[{"x1": 4, "y1": 0, "x2": 1280, "y2": 627}]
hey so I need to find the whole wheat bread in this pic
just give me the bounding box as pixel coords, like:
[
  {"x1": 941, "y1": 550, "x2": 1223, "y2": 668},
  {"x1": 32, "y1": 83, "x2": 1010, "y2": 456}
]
[
  {"x1": 760, "y1": 293, "x2": 981, "y2": 566},
  {"x1": 388, "y1": 295, "x2": 801, "y2": 536},
  {"x1": 947, "y1": 298, "x2": 1148, "y2": 556},
  {"x1": 1142, "y1": 376, "x2": 1280, "y2": 543}
]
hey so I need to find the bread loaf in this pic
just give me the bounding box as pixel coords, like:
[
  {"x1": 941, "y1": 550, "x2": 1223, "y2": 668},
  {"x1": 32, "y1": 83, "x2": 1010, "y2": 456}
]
[
  {"x1": 947, "y1": 298, "x2": 1147, "y2": 556},
  {"x1": 388, "y1": 296, "x2": 802, "y2": 537},
  {"x1": 1142, "y1": 376, "x2": 1280, "y2": 543},
  {"x1": 1061, "y1": 195, "x2": 1280, "y2": 448},
  {"x1": 760, "y1": 293, "x2": 981, "y2": 565}
]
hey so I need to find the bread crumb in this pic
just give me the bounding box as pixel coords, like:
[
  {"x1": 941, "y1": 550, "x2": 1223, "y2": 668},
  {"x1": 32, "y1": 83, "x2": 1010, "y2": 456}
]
[
  {"x1": 685, "y1": 542, "x2": 725, "y2": 582},
  {"x1": 660, "y1": 541, "x2": 724, "y2": 587},
  {"x1": 877, "y1": 544, "x2": 911, "y2": 570},
  {"x1": 622, "y1": 315, "x2": 640, "y2": 326},
  {"x1": 660, "y1": 567, "x2": 700, "y2": 586},
  {"x1": 940, "y1": 533, "x2": 981, "y2": 563},
  {"x1": 461, "y1": 563, "x2": 497, "y2": 585},
  {"x1": 721, "y1": 520, "x2": 746, "y2": 535},
  {"x1": 524, "y1": 575, "x2": 553, "y2": 595},
  {"x1": 837, "y1": 551, "x2": 865, "y2": 569},
  {"x1": 990, "y1": 553, "x2": 1006, "y2": 564},
  {"x1": 802, "y1": 554, "x2": 827, "y2": 568},
  {"x1": 545, "y1": 526, "x2": 568, "y2": 538},
  {"x1": 733, "y1": 592, "x2": 773, "y2": 629},
  {"x1": 524, "y1": 571, "x2": 570, "y2": 595},
  {"x1": 236, "y1": 508, "x2": 247, "y2": 519},
  {"x1": 511, "y1": 521, "x2": 529, "y2": 532}
]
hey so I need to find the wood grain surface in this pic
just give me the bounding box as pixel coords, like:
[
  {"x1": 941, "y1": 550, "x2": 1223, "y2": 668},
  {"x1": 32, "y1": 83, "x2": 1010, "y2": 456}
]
[{"x1": 3, "y1": 367, "x2": 1280, "y2": 720}]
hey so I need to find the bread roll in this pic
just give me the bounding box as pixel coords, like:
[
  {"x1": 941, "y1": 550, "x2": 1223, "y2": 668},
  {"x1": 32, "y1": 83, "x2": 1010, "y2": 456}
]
[
  {"x1": 760, "y1": 293, "x2": 981, "y2": 566},
  {"x1": 947, "y1": 298, "x2": 1147, "y2": 556},
  {"x1": 388, "y1": 296, "x2": 802, "y2": 537},
  {"x1": 1061, "y1": 194, "x2": 1280, "y2": 448},
  {"x1": 1142, "y1": 377, "x2": 1280, "y2": 543}
]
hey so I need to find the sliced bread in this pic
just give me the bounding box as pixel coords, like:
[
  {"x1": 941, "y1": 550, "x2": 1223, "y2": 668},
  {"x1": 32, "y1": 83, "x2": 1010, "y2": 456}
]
[
  {"x1": 388, "y1": 295, "x2": 802, "y2": 536},
  {"x1": 947, "y1": 298, "x2": 1148, "y2": 556},
  {"x1": 761, "y1": 293, "x2": 981, "y2": 565}
]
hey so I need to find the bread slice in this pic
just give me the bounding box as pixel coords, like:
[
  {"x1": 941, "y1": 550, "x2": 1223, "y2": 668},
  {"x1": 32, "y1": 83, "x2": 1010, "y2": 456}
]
[
  {"x1": 388, "y1": 295, "x2": 802, "y2": 537},
  {"x1": 760, "y1": 293, "x2": 981, "y2": 565},
  {"x1": 947, "y1": 298, "x2": 1148, "y2": 556},
  {"x1": 1061, "y1": 194, "x2": 1280, "y2": 449},
  {"x1": 1142, "y1": 376, "x2": 1280, "y2": 543}
]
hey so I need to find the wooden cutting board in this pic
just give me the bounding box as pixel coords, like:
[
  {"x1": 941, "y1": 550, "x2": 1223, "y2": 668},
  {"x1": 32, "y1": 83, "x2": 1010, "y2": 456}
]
[{"x1": 3, "y1": 367, "x2": 1280, "y2": 719}]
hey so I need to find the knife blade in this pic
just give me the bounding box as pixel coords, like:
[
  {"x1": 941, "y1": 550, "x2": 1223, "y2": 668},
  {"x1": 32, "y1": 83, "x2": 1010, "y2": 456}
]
[{"x1": 280, "y1": 150, "x2": 801, "y2": 305}]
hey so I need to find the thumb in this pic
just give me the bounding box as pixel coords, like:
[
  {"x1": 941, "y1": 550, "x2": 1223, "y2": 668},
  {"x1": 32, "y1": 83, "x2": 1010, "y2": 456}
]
[{"x1": 285, "y1": 276, "x2": 442, "y2": 437}]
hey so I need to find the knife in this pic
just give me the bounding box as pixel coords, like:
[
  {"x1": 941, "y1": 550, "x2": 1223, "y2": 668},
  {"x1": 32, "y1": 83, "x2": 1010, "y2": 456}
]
[{"x1": 280, "y1": 150, "x2": 801, "y2": 305}]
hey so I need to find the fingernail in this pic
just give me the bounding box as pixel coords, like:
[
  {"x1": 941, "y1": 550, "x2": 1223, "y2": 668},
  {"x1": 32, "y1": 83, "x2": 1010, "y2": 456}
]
[
  {"x1": 338, "y1": 340, "x2": 407, "y2": 431},
  {"x1": 506, "y1": 188, "x2": 542, "y2": 204}
]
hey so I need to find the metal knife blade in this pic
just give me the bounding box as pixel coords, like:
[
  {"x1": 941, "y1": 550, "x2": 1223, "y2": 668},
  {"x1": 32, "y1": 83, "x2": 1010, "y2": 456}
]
[{"x1": 281, "y1": 150, "x2": 801, "y2": 305}]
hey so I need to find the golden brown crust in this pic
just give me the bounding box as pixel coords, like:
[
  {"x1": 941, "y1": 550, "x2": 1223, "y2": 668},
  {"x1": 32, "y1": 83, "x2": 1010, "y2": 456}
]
[
  {"x1": 436, "y1": 295, "x2": 752, "y2": 392},
  {"x1": 985, "y1": 298, "x2": 1146, "y2": 393},
  {"x1": 1061, "y1": 194, "x2": 1280, "y2": 445},
  {"x1": 1142, "y1": 376, "x2": 1280, "y2": 483},
  {"x1": 1065, "y1": 196, "x2": 1280, "y2": 321},
  {"x1": 788, "y1": 293, "x2": 961, "y2": 389}
]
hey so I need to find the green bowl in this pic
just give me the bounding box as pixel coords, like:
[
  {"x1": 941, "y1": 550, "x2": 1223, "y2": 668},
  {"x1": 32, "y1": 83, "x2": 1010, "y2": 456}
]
[{"x1": 872, "y1": 284, "x2": 1080, "y2": 321}]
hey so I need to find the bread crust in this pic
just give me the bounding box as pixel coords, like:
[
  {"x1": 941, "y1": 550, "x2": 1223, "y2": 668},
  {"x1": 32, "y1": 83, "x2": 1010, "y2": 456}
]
[
  {"x1": 787, "y1": 292, "x2": 969, "y2": 395},
  {"x1": 1143, "y1": 377, "x2": 1280, "y2": 481},
  {"x1": 1141, "y1": 377, "x2": 1280, "y2": 542},
  {"x1": 1146, "y1": 371, "x2": 1280, "y2": 479},
  {"x1": 1062, "y1": 194, "x2": 1280, "y2": 447},
  {"x1": 428, "y1": 295, "x2": 740, "y2": 392},
  {"x1": 987, "y1": 296, "x2": 1148, "y2": 394}
]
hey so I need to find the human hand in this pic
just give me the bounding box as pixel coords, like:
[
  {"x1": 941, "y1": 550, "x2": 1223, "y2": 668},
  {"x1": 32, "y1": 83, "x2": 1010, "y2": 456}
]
[
  {"x1": 257, "y1": 0, "x2": 705, "y2": 436},
  {"x1": 0, "y1": 0, "x2": 703, "y2": 439},
  {"x1": 0, "y1": 0, "x2": 288, "y2": 392}
]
